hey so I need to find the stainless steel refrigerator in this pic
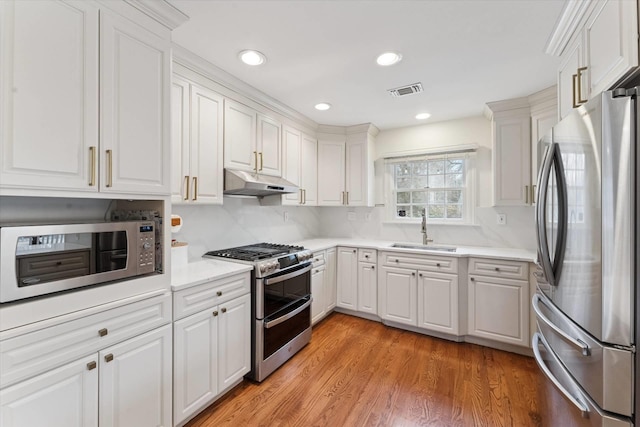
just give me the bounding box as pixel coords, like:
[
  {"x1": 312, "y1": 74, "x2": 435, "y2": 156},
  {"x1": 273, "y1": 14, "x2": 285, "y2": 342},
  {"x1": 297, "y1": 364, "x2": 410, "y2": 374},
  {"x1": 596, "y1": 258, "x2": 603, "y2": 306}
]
[{"x1": 532, "y1": 87, "x2": 638, "y2": 426}]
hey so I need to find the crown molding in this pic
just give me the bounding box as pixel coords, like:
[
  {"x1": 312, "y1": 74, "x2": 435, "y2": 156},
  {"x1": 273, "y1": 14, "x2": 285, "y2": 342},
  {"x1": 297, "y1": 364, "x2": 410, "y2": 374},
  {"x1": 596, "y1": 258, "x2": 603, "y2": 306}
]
[
  {"x1": 123, "y1": 0, "x2": 189, "y2": 30},
  {"x1": 172, "y1": 43, "x2": 318, "y2": 131},
  {"x1": 544, "y1": 0, "x2": 593, "y2": 56},
  {"x1": 485, "y1": 96, "x2": 531, "y2": 121},
  {"x1": 316, "y1": 124, "x2": 347, "y2": 136},
  {"x1": 528, "y1": 85, "x2": 558, "y2": 114},
  {"x1": 346, "y1": 123, "x2": 379, "y2": 137}
]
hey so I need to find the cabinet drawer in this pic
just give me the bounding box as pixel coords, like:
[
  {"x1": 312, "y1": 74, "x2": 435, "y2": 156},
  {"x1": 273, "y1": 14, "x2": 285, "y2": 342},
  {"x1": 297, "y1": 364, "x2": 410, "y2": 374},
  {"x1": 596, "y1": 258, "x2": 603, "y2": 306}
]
[
  {"x1": 173, "y1": 272, "x2": 250, "y2": 320},
  {"x1": 468, "y1": 257, "x2": 528, "y2": 280},
  {"x1": 312, "y1": 251, "x2": 325, "y2": 267},
  {"x1": 358, "y1": 248, "x2": 377, "y2": 263},
  {"x1": 381, "y1": 252, "x2": 457, "y2": 273},
  {"x1": 0, "y1": 292, "x2": 171, "y2": 388}
]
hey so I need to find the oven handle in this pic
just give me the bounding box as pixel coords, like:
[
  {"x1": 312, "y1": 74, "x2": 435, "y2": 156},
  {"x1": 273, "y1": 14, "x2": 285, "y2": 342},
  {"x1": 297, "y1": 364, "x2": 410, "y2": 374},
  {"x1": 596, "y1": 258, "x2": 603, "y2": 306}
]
[
  {"x1": 264, "y1": 297, "x2": 312, "y2": 329},
  {"x1": 263, "y1": 263, "x2": 312, "y2": 286}
]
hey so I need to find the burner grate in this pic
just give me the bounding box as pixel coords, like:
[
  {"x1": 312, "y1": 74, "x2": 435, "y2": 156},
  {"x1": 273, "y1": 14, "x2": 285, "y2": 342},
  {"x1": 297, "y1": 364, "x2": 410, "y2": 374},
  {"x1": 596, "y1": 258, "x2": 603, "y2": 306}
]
[{"x1": 204, "y1": 243, "x2": 304, "y2": 261}]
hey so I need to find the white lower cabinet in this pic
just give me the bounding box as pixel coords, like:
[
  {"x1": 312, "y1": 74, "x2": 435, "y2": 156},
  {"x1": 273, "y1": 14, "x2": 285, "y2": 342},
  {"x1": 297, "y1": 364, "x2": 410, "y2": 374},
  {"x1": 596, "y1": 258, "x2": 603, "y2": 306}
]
[
  {"x1": 417, "y1": 271, "x2": 459, "y2": 335},
  {"x1": 336, "y1": 247, "x2": 358, "y2": 310},
  {"x1": 0, "y1": 354, "x2": 99, "y2": 427},
  {"x1": 172, "y1": 272, "x2": 251, "y2": 426},
  {"x1": 467, "y1": 258, "x2": 530, "y2": 347},
  {"x1": 379, "y1": 266, "x2": 417, "y2": 326},
  {"x1": 99, "y1": 325, "x2": 172, "y2": 427},
  {"x1": 311, "y1": 264, "x2": 327, "y2": 324},
  {"x1": 0, "y1": 324, "x2": 172, "y2": 427},
  {"x1": 325, "y1": 248, "x2": 337, "y2": 312},
  {"x1": 357, "y1": 262, "x2": 377, "y2": 315}
]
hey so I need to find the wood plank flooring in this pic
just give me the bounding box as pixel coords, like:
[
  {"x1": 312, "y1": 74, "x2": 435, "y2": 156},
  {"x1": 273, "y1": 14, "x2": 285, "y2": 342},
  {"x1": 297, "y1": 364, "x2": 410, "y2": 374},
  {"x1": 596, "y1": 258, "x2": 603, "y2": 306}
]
[{"x1": 187, "y1": 313, "x2": 582, "y2": 427}]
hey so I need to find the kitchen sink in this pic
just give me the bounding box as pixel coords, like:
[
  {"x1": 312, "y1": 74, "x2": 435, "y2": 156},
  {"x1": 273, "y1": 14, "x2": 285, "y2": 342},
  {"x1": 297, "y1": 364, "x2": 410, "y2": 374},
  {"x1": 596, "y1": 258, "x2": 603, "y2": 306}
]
[{"x1": 390, "y1": 243, "x2": 457, "y2": 252}]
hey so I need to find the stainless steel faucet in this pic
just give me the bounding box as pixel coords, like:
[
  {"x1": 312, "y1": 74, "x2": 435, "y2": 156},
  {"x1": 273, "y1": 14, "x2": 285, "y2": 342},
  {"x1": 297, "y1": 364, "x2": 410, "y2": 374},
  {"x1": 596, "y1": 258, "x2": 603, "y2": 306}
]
[{"x1": 421, "y1": 213, "x2": 433, "y2": 245}]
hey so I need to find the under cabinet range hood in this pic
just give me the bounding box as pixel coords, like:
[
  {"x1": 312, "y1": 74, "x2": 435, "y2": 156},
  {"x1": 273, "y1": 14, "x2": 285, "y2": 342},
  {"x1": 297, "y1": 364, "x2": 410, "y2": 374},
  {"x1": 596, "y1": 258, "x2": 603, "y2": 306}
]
[{"x1": 223, "y1": 169, "x2": 298, "y2": 197}]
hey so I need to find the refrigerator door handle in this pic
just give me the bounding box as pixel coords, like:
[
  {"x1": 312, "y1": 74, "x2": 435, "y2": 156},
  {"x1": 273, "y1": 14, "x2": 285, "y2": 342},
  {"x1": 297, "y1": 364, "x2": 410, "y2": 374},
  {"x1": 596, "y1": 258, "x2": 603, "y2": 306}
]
[
  {"x1": 535, "y1": 144, "x2": 556, "y2": 285},
  {"x1": 532, "y1": 333, "x2": 589, "y2": 418},
  {"x1": 532, "y1": 294, "x2": 590, "y2": 356},
  {"x1": 551, "y1": 145, "x2": 568, "y2": 284}
]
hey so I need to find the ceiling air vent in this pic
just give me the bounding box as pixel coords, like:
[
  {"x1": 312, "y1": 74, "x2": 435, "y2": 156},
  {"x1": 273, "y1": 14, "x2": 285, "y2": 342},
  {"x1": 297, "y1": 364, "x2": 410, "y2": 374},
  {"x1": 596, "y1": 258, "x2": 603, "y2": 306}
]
[{"x1": 387, "y1": 82, "x2": 423, "y2": 97}]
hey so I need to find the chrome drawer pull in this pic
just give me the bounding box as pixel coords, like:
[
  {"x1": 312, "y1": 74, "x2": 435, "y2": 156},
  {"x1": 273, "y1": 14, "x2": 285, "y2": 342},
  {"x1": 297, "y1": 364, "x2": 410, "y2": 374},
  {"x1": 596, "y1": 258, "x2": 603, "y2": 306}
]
[{"x1": 532, "y1": 294, "x2": 590, "y2": 356}]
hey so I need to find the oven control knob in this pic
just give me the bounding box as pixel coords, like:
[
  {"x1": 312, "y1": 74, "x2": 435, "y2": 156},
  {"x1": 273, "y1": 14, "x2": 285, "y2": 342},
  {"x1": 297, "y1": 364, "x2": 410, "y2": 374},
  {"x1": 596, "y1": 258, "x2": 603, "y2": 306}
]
[
  {"x1": 270, "y1": 261, "x2": 279, "y2": 270},
  {"x1": 259, "y1": 264, "x2": 268, "y2": 273}
]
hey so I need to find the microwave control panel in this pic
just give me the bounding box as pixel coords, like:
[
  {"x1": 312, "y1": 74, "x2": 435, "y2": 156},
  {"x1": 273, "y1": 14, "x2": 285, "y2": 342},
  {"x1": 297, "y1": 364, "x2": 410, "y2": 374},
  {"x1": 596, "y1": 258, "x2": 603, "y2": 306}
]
[{"x1": 137, "y1": 223, "x2": 155, "y2": 274}]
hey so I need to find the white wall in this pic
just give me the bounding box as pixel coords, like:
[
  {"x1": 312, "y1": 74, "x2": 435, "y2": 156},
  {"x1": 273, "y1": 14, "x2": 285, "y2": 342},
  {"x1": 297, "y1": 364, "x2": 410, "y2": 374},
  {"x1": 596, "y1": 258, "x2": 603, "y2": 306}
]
[{"x1": 171, "y1": 197, "x2": 321, "y2": 262}]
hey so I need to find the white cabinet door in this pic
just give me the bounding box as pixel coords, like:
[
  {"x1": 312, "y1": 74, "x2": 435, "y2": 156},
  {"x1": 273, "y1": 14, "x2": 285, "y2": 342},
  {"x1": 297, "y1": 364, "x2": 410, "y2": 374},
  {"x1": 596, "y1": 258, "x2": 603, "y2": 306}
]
[
  {"x1": 345, "y1": 138, "x2": 368, "y2": 206},
  {"x1": 357, "y1": 262, "x2": 377, "y2": 315},
  {"x1": 257, "y1": 114, "x2": 282, "y2": 177},
  {"x1": 325, "y1": 248, "x2": 337, "y2": 312},
  {"x1": 336, "y1": 247, "x2": 358, "y2": 310},
  {"x1": 100, "y1": 11, "x2": 170, "y2": 195},
  {"x1": 190, "y1": 84, "x2": 224, "y2": 204},
  {"x1": 585, "y1": 0, "x2": 638, "y2": 97},
  {"x1": 468, "y1": 275, "x2": 529, "y2": 347},
  {"x1": 171, "y1": 76, "x2": 190, "y2": 203},
  {"x1": 530, "y1": 107, "x2": 556, "y2": 193},
  {"x1": 379, "y1": 266, "x2": 417, "y2": 326},
  {"x1": 224, "y1": 100, "x2": 257, "y2": 172},
  {"x1": 173, "y1": 309, "x2": 218, "y2": 426},
  {"x1": 301, "y1": 133, "x2": 318, "y2": 205},
  {"x1": 0, "y1": 354, "x2": 98, "y2": 427},
  {"x1": 218, "y1": 294, "x2": 251, "y2": 392},
  {"x1": 557, "y1": 36, "x2": 583, "y2": 120},
  {"x1": 492, "y1": 114, "x2": 531, "y2": 206},
  {"x1": 99, "y1": 325, "x2": 172, "y2": 427},
  {"x1": 0, "y1": 0, "x2": 99, "y2": 191},
  {"x1": 417, "y1": 271, "x2": 458, "y2": 335},
  {"x1": 311, "y1": 265, "x2": 326, "y2": 324},
  {"x1": 282, "y1": 125, "x2": 302, "y2": 205},
  {"x1": 317, "y1": 140, "x2": 346, "y2": 206}
]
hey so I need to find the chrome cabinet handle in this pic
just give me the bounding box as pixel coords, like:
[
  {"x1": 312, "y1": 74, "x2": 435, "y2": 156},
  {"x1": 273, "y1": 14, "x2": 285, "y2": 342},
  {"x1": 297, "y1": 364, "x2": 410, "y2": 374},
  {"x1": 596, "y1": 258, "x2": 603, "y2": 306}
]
[{"x1": 532, "y1": 294, "x2": 590, "y2": 356}]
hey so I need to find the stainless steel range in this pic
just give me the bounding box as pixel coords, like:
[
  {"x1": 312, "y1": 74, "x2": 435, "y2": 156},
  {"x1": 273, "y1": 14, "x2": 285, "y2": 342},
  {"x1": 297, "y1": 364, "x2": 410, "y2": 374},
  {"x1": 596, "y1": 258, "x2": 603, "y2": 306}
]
[{"x1": 204, "y1": 243, "x2": 313, "y2": 382}]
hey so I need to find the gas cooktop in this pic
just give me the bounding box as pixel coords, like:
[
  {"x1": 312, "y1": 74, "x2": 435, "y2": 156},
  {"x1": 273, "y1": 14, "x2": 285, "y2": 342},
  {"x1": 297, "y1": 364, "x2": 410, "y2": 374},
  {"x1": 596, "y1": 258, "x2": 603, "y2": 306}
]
[{"x1": 203, "y1": 243, "x2": 305, "y2": 262}]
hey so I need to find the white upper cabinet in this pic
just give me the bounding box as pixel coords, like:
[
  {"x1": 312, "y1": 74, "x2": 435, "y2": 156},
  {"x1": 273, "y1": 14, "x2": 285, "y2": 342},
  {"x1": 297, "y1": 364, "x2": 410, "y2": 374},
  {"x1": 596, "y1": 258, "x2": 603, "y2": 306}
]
[
  {"x1": 224, "y1": 100, "x2": 282, "y2": 177},
  {"x1": 100, "y1": 11, "x2": 170, "y2": 195},
  {"x1": 282, "y1": 125, "x2": 302, "y2": 205},
  {"x1": 171, "y1": 75, "x2": 224, "y2": 204},
  {"x1": 317, "y1": 138, "x2": 346, "y2": 206},
  {"x1": 300, "y1": 133, "x2": 318, "y2": 205},
  {"x1": 1, "y1": 1, "x2": 172, "y2": 195},
  {"x1": 486, "y1": 98, "x2": 532, "y2": 206},
  {"x1": 283, "y1": 127, "x2": 317, "y2": 206},
  {"x1": 317, "y1": 124, "x2": 377, "y2": 207},
  {"x1": 550, "y1": 0, "x2": 638, "y2": 119},
  {"x1": 0, "y1": 0, "x2": 99, "y2": 191}
]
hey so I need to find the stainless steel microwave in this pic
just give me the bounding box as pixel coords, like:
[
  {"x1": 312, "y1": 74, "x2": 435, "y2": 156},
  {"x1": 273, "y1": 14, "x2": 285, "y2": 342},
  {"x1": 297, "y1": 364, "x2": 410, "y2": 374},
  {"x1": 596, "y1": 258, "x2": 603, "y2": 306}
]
[{"x1": 0, "y1": 221, "x2": 157, "y2": 303}]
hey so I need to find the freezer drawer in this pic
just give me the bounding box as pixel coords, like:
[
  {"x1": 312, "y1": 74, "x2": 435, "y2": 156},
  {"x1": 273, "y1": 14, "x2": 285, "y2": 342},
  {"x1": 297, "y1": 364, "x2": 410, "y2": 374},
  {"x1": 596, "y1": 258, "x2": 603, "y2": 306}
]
[
  {"x1": 533, "y1": 293, "x2": 633, "y2": 417},
  {"x1": 532, "y1": 333, "x2": 631, "y2": 427}
]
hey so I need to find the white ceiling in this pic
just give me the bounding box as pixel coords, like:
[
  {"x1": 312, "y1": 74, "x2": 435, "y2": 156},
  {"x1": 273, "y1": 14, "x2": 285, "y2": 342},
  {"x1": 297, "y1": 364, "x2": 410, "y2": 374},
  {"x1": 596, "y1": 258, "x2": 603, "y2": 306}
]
[{"x1": 170, "y1": 0, "x2": 566, "y2": 130}]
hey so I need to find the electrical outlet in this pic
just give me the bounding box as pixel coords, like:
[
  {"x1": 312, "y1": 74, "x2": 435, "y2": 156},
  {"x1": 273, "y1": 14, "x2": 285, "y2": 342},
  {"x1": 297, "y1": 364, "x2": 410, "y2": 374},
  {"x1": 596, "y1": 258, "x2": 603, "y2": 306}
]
[
  {"x1": 347, "y1": 212, "x2": 357, "y2": 221},
  {"x1": 497, "y1": 213, "x2": 507, "y2": 225},
  {"x1": 283, "y1": 211, "x2": 289, "y2": 222}
]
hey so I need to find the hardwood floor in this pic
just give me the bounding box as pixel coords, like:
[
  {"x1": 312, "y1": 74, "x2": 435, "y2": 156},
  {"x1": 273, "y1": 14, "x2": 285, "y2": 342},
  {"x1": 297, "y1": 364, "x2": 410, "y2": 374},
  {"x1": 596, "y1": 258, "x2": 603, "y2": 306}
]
[{"x1": 187, "y1": 313, "x2": 582, "y2": 427}]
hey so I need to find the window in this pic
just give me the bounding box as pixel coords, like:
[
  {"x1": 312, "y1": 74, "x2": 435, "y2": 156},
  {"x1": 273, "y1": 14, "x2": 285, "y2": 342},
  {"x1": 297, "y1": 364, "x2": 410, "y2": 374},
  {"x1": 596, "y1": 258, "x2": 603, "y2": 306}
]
[{"x1": 387, "y1": 152, "x2": 474, "y2": 223}]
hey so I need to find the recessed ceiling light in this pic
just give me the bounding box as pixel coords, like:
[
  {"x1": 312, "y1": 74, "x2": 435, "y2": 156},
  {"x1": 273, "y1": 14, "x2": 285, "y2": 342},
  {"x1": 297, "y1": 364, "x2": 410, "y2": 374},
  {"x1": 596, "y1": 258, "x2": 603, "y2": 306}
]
[
  {"x1": 239, "y1": 50, "x2": 266, "y2": 66},
  {"x1": 415, "y1": 113, "x2": 431, "y2": 120},
  {"x1": 376, "y1": 52, "x2": 402, "y2": 66},
  {"x1": 314, "y1": 103, "x2": 331, "y2": 111}
]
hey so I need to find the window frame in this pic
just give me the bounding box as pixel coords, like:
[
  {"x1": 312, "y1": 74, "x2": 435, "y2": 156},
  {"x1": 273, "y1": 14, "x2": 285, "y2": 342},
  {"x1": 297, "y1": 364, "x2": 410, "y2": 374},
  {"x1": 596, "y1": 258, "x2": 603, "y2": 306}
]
[{"x1": 383, "y1": 151, "x2": 476, "y2": 225}]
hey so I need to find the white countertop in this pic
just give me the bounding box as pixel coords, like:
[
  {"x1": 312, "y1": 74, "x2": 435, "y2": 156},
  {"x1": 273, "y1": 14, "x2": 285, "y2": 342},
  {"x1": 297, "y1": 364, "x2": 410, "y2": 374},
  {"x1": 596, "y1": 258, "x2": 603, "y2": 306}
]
[
  {"x1": 171, "y1": 259, "x2": 253, "y2": 291},
  {"x1": 291, "y1": 238, "x2": 536, "y2": 263}
]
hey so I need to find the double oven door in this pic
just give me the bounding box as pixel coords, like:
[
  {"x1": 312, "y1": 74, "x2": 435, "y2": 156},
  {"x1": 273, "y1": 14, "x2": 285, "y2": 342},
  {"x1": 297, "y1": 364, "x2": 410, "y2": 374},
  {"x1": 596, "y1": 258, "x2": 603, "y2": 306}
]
[{"x1": 252, "y1": 263, "x2": 312, "y2": 382}]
